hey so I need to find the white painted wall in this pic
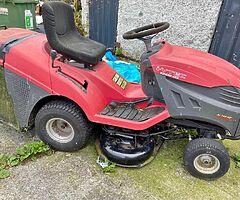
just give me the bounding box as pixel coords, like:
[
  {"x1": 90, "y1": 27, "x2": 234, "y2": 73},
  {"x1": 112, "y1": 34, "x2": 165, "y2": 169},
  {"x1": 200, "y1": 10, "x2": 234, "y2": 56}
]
[
  {"x1": 81, "y1": 0, "x2": 222, "y2": 58},
  {"x1": 117, "y1": 0, "x2": 222, "y2": 58},
  {"x1": 81, "y1": 0, "x2": 89, "y2": 33}
]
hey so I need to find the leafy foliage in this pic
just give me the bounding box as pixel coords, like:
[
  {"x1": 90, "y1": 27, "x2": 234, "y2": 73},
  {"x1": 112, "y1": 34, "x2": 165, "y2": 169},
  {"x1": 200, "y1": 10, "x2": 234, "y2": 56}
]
[
  {"x1": 102, "y1": 162, "x2": 116, "y2": 173},
  {"x1": 0, "y1": 141, "x2": 52, "y2": 179},
  {"x1": 233, "y1": 152, "x2": 240, "y2": 168},
  {"x1": 97, "y1": 156, "x2": 117, "y2": 173},
  {"x1": 64, "y1": 0, "x2": 87, "y2": 36},
  {"x1": 115, "y1": 47, "x2": 124, "y2": 57},
  {"x1": 74, "y1": 10, "x2": 87, "y2": 36},
  {"x1": 0, "y1": 167, "x2": 10, "y2": 179}
]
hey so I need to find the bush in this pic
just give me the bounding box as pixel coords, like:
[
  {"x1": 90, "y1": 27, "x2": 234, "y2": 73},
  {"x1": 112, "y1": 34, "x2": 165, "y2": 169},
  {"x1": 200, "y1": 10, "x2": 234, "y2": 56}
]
[{"x1": 64, "y1": 0, "x2": 86, "y2": 36}]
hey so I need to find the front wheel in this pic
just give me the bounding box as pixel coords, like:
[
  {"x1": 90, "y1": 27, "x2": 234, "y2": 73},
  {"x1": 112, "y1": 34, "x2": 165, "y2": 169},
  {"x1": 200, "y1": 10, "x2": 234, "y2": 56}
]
[
  {"x1": 35, "y1": 100, "x2": 92, "y2": 152},
  {"x1": 183, "y1": 138, "x2": 230, "y2": 180}
]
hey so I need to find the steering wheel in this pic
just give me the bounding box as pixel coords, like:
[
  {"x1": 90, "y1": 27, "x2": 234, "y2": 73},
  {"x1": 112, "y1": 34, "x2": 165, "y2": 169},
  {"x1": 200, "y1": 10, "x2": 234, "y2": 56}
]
[{"x1": 123, "y1": 22, "x2": 170, "y2": 40}]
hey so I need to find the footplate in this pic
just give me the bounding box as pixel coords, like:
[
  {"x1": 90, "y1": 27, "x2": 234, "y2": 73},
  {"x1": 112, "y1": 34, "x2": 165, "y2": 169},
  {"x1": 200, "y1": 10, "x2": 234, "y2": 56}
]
[{"x1": 100, "y1": 103, "x2": 165, "y2": 122}]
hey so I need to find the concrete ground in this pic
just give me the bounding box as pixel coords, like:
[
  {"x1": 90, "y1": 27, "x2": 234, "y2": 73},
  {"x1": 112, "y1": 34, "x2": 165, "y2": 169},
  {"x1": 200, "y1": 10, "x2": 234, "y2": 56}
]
[
  {"x1": 0, "y1": 122, "x2": 240, "y2": 200},
  {"x1": 0, "y1": 123, "x2": 157, "y2": 200}
]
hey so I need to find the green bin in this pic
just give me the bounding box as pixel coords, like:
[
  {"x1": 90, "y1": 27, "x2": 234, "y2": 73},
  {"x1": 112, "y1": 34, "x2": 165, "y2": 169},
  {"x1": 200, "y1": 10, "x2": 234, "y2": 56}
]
[{"x1": 0, "y1": 0, "x2": 38, "y2": 30}]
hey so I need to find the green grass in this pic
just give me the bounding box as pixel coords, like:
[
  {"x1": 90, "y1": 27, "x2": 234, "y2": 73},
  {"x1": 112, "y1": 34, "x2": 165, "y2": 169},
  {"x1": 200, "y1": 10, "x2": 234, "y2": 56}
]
[
  {"x1": 1, "y1": 134, "x2": 240, "y2": 199},
  {"x1": 116, "y1": 139, "x2": 240, "y2": 200},
  {"x1": 79, "y1": 137, "x2": 240, "y2": 199}
]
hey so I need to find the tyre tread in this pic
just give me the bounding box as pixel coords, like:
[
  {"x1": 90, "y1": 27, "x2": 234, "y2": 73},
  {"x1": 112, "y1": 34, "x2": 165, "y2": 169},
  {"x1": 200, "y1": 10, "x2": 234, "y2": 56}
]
[
  {"x1": 183, "y1": 138, "x2": 230, "y2": 180},
  {"x1": 35, "y1": 100, "x2": 92, "y2": 151}
]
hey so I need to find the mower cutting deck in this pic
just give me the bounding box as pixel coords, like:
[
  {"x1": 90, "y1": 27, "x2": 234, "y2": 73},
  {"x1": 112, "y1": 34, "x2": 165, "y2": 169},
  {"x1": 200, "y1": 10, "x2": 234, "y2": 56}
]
[{"x1": 1, "y1": 1, "x2": 240, "y2": 180}]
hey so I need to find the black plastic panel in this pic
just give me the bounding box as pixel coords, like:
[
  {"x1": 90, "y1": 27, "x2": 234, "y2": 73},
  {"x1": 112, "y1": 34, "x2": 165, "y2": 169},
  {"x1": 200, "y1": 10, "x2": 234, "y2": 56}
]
[
  {"x1": 100, "y1": 102, "x2": 164, "y2": 122},
  {"x1": 156, "y1": 74, "x2": 240, "y2": 136},
  {"x1": 4, "y1": 68, "x2": 50, "y2": 128}
]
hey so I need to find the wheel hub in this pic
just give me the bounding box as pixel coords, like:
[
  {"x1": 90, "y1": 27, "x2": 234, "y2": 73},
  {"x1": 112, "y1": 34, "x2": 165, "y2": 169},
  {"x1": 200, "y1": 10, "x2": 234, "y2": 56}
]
[
  {"x1": 193, "y1": 154, "x2": 220, "y2": 174},
  {"x1": 46, "y1": 118, "x2": 74, "y2": 143}
]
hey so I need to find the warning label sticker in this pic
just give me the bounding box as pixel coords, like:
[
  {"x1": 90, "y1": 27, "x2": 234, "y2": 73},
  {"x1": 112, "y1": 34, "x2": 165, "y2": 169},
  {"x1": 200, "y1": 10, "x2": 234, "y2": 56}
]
[
  {"x1": 112, "y1": 73, "x2": 128, "y2": 90},
  {"x1": 0, "y1": 8, "x2": 8, "y2": 15}
]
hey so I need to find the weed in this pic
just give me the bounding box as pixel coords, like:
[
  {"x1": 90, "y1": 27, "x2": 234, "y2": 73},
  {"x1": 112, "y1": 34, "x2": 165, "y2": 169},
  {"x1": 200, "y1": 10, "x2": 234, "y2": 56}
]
[
  {"x1": 233, "y1": 152, "x2": 240, "y2": 168},
  {"x1": 103, "y1": 163, "x2": 116, "y2": 173},
  {"x1": 96, "y1": 156, "x2": 117, "y2": 173},
  {"x1": 115, "y1": 47, "x2": 124, "y2": 56},
  {"x1": 0, "y1": 167, "x2": 10, "y2": 179},
  {"x1": 115, "y1": 47, "x2": 140, "y2": 64},
  {"x1": 64, "y1": 0, "x2": 87, "y2": 36},
  {"x1": 74, "y1": 10, "x2": 87, "y2": 36},
  {"x1": 0, "y1": 141, "x2": 52, "y2": 179}
]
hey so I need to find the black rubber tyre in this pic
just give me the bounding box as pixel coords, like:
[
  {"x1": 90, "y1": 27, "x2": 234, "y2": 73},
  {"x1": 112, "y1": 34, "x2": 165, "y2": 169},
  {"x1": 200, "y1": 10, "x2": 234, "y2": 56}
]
[
  {"x1": 35, "y1": 100, "x2": 92, "y2": 152},
  {"x1": 183, "y1": 138, "x2": 230, "y2": 180}
]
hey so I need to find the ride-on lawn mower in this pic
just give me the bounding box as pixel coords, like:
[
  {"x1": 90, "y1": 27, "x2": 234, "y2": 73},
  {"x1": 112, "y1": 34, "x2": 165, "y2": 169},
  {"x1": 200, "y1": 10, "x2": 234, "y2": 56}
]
[{"x1": 1, "y1": 1, "x2": 240, "y2": 180}]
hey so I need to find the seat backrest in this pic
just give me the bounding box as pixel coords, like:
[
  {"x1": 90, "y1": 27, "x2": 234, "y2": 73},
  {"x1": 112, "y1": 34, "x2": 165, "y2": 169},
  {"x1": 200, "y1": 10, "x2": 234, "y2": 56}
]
[
  {"x1": 42, "y1": 1, "x2": 106, "y2": 65},
  {"x1": 42, "y1": 1, "x2": 75, "y2": 49}
]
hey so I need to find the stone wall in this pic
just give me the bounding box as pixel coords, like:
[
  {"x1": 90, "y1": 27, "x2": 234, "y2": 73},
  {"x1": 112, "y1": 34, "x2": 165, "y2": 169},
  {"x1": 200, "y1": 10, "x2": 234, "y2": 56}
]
[{"x1": 117, "y1": 0, "x2": 222, "y2": 58}]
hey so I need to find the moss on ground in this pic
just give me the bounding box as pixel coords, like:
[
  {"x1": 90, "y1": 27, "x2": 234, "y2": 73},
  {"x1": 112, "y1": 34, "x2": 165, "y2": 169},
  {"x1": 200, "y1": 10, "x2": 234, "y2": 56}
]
[
  {"x1": 0, "y1": 67, "x2": 17, "y2": 126},
  {"x1": 1, "y1": 126, "x2": 239, "y2": 199},
  {"x1": 72, "y1": 137, "x2": 240, "y2": 199},
  {"x1": 116, "y1": 139, "x2": 240, "y2": 200}
]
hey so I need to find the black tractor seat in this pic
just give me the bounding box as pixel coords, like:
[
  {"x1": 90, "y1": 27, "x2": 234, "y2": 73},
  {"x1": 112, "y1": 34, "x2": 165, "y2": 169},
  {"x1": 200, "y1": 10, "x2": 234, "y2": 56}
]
[{"x1": 42, "y1": 1, "x2": 106, "y2": 65}]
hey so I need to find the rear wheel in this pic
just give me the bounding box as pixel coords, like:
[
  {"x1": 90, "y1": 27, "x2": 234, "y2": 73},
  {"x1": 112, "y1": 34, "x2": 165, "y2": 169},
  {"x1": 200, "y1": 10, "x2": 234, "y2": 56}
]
[
  {"x1": 183, "y1": 138, "x2": 230, "y2": 180},
  {"x1": 35, "y1": 100, "x2": 92, "y2": 152}
]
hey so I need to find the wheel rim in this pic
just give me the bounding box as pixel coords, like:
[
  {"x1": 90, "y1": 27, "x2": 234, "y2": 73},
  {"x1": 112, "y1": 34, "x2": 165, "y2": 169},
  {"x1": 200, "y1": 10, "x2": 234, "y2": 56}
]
[
  {"x1": 193, "y1": 154, "x2": 220, "y2": 174},
  {"x1": 46, "y1": 118, "x2": 74, "y2": 143}
]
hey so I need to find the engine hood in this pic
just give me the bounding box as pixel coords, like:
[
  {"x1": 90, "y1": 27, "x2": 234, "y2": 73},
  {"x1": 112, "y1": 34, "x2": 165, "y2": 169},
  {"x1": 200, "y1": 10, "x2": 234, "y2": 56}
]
[
  {"x1": 150, "y1": 42, "x2": 240, "y2": 88},
  {"x1": 0, "y1": 28, "x2": 34, "y2": 46}
]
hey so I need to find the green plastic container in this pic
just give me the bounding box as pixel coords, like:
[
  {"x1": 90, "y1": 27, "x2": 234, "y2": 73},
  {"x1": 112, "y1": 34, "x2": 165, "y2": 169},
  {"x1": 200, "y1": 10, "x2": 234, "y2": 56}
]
[{"x1": 0, "y1": 0, "x2": 38, "y2": 30}]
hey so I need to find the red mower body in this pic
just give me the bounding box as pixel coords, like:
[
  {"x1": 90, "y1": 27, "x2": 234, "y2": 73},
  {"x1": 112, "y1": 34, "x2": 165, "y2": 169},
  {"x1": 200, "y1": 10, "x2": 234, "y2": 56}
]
[
  {"x1": 1, "y1": 0, "x2": 239, "y2": 179},
  {"x1": 0, "y1": 28, "x2": 240, "y2": 136},
  {"x1": 1, "y1": 0, "x2": 239, "y2": 180},
  {"x1": 0, "y1": 28, "x2": 169, "y2": 130},
  {"x1": 151, "y1": 41, "x2": 240, "y2": 88}
]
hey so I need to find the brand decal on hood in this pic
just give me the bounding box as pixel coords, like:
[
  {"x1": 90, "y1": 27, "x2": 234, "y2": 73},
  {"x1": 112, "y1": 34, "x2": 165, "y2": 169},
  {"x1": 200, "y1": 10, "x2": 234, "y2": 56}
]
[{"x1": 156, "y1": 66, "x2": 187, "y2": 80}]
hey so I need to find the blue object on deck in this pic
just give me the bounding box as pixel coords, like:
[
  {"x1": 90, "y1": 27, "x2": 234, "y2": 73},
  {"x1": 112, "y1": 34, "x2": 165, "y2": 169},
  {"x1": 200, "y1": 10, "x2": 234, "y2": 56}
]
[
  {"x1": 105, "y1": 51, "x2": 118, "y2": 62},
  {"x1": 104, "y1": 51, "x2": 141, "y2": 83}
]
